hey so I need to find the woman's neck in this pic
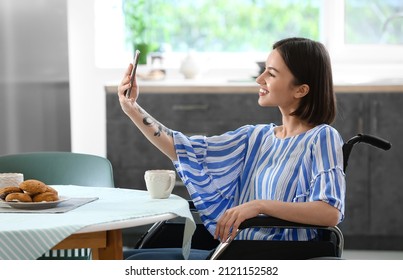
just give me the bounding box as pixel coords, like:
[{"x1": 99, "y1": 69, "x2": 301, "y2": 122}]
[{"x1": 275, "y1": 117, "x2": 314, "y2": 139}]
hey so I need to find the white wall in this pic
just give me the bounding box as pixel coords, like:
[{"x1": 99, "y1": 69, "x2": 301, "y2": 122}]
[
  {"x1": 67, "y1": 0, "x2": 122, "y2": 156},
  {"x1": 0, "y1": 0, "x2": 71, "y2": 155}
]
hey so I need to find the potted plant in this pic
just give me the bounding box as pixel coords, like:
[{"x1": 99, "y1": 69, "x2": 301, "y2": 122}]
[{"x1": 122, "y1": 0, "x2": 156, "y2": 64}]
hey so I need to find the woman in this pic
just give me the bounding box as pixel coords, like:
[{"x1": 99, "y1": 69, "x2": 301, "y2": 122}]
[{"x1": 118, "y1": 37, "x2": 346, "y2": 259}]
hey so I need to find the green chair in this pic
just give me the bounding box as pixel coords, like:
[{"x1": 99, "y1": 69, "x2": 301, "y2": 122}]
[{"x1": 0, "y1": 151, "x2": 115, "y2": 259}]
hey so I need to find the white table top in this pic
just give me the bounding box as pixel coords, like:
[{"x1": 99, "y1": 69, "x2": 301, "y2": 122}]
[{"x1": 0, "y1": 185, "x2": 196, "y2": 260}]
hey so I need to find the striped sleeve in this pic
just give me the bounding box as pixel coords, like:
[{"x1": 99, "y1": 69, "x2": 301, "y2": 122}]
[
  {"x1": 172, "y1": 125, "x2": 253, "y2": 233},
  {"x1": 310, "y1": 126, "x2": 346, "y2": 222}
]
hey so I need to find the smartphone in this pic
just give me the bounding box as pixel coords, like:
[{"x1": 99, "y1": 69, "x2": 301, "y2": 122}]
[{"x1": 125, "y1": 50, "x2": 141, "y2": 98}]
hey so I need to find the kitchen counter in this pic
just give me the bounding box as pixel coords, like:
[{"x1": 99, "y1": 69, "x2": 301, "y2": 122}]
[{"x1": 105, "y1": 78, "x2": 403, "y2": 94}]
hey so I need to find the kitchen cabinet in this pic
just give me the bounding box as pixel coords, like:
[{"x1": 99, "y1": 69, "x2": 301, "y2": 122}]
[
  {"x1": 334, "y1": 92, "x2": 403, "y2": 249},
  {"x1": 106, "y1": 90, "x2": 403, "y2": 249},
  {"x1": 333, "y1": 94, "x2": 370, "y2": 236},
  {"x1": 366, "y1": 94, "x2": 403, "y2": 238}
]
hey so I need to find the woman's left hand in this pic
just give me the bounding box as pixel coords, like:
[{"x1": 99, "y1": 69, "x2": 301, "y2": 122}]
[{"x1": 214, "y1": 200, "x2": 261, "y2": 242}]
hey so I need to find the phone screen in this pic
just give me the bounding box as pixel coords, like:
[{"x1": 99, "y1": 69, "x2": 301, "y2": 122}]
[{"x1": 125, "y1": 50, "x2": 141, "y2": 98}]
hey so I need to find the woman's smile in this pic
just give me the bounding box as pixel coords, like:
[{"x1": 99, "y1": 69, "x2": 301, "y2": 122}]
[{"x1": 259, "y1": 88, "x2": 269, "y2": 96}]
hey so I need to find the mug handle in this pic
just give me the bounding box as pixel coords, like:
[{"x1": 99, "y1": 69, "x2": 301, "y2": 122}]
[{"x1": 164, "y1": 173, "x2": 176, "y2": 197}]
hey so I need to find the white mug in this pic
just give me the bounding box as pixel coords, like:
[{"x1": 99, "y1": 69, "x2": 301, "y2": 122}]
[
  {"x1": 144, "y1": 170, "x2": 176, "y2": 199},
  {"x1": 0, "y1": 173, "x2": 24, "y2": 188}
]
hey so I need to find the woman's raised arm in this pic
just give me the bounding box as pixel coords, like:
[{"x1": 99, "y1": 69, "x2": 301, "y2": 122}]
[{"x1": 117, "y1": 63, "x2": 177, "y2": 161}]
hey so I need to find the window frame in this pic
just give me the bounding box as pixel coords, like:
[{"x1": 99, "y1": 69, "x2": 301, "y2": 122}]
[{"x1": 324, "y1": 1, "x2": 403, "y2": 65}]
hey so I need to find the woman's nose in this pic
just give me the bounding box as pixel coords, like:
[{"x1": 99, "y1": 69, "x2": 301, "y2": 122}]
[{"x1": 255, "y1": 73, "x2": 264, "y2": 85}]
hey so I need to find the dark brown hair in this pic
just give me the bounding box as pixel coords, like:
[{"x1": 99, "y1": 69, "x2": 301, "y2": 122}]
[{"x1": 273, "y1": 37, "x2": 336, "y2": 125}]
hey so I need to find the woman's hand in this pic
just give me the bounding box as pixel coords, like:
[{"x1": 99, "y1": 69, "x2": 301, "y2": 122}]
[
  {"x1": 214, "y1": 200, "x2": 262, "y2": 242},
  {"x1": 117, "y1": 63, "x2": 139, "y2": 115}
]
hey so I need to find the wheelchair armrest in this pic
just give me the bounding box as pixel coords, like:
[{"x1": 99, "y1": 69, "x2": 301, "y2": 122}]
[
  {"x1": 210, "y1": 214, "x2": 344, "y2": 260},
  {"x1": 239, "y1": 214, "x2": 330, "y2": 230},
  {"x1": 239, "y1": 214, "x2": 344, "y2": 257},
  {"x1": 238, "y1": 214, "x2": 344, "y2": 254}
]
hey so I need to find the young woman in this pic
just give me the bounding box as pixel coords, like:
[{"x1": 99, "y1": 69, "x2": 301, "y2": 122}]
[{"x1": 118, "y1": 37, "x2": 346, "y2": 259}]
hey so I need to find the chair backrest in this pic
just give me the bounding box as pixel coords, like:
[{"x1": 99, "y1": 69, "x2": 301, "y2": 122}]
[
  {"x1": 342, "y1": 134, "x2": 391, "y2": 172},
  {"x1": 0, "y1": 151, "x2": 115, "y2": 260},
  {"x1": 0, "y1": 152, "x2": 115, "y2": 188}
]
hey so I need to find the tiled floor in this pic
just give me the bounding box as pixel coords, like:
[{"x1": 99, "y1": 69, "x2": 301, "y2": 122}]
[{"x1": 342, "y1": 250, "x2": 403, "y2": 260}]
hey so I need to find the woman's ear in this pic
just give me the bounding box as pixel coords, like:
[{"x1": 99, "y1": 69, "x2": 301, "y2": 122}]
[{"x1": 294, "y1": 84, "x2": 310, "y2": 99}]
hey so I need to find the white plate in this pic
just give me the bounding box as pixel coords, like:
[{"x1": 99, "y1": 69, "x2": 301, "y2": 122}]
[{"x1": 0, "y1": 196, "x2": 70, "y2": 210}]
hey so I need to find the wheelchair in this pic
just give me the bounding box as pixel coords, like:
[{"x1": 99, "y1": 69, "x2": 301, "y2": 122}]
[{"x1": 132, "y1": 134, "x2": 391, "y2": 260}]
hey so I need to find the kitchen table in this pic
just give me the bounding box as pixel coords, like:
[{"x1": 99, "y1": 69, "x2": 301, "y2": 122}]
[{"x1": 0, "y1": 185, "x2": 196, "y2": 260}]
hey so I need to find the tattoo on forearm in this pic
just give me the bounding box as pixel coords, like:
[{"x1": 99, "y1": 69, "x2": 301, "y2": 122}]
[
  {"x1": 154, "y1": 124, "x2": 173, "y2": 137},
  {"x1": 139, "y1": 107, "x2": 173, "y2": 137}
]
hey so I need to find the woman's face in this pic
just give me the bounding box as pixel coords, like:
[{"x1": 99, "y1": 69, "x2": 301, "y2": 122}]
[{"x1": 255, "y1": 49, "x2": 301, "y2": 112}]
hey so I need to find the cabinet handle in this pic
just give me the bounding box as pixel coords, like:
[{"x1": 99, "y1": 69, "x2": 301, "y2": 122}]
[
  {"x1": 358, "y1": 117, "x2": 364, "y2": 134},
  {"x1": 371, "y1": 100, "x2": 379, "y2": 134},
  {"x1": 172, "y1": 104, "x2": 209, "y2": 111},
  {"x1": 357, "y1": 98, "x2": 364, "y2": 133}
]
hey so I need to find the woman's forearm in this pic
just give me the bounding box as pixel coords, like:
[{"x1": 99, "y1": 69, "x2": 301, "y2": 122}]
[
  {"x1": 258, "y1": 200, "x2": 341, "y2": 227},
  {"x1": 126, "y1": 102, "x2": 177, "y2": 161}
]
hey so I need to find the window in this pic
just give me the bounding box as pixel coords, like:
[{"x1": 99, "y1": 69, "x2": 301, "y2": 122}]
[
  {"x1": 122, "y1": 0, "x2": 321, "y2": 52},
  {"x1": 345, "y1": 0, "x2": 403, "y2": 44},
  {"x1": 94, "y1": 0, "x2": 403, "y2": 79}
]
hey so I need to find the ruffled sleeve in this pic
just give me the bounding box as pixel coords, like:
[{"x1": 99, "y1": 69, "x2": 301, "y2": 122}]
[
  {"x1": 309, "y1": 126, "x2": 346, "y2": 222},
  {"x1": 172, "y1": 125, "x2": 254, "y2": 232}
]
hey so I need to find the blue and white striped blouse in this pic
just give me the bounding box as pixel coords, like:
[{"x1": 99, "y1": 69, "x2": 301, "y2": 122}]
[{"x1": 172, "y1": 124, "x2": 346, "y2": 241}]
